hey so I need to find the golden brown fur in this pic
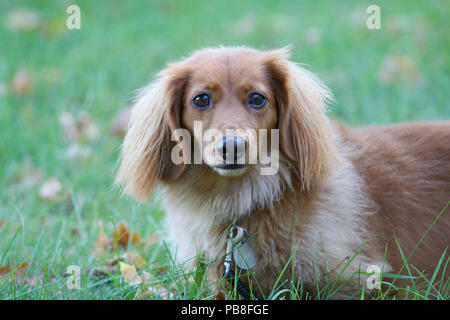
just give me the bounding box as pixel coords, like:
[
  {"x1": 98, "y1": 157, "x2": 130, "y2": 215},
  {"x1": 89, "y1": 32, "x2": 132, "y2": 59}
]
[{"x1": 116, "y1": 46, "x2": 449, "y2": 299}]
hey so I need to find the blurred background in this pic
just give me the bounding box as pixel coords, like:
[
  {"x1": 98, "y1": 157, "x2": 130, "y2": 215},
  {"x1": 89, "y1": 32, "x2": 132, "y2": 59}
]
[{"x1": 0, "y1": 0, "x2": 448, "y2": 299}]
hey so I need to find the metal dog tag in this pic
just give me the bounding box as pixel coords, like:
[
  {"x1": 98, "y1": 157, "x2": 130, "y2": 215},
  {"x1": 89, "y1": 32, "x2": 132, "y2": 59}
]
[{"x1": 233, "y1": 239, "x2": 258, "y2": 270}]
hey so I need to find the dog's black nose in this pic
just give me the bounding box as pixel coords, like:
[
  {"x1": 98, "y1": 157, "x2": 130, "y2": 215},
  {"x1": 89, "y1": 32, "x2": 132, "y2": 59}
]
[{"x1": 216, "y1": 136, "x2": 248, "y2": 162}]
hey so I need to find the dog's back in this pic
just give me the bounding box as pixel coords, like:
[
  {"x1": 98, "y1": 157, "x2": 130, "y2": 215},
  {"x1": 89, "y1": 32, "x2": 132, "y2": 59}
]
[{"x1": 340, "y1": 121, "x2": 450, "y2": 280}]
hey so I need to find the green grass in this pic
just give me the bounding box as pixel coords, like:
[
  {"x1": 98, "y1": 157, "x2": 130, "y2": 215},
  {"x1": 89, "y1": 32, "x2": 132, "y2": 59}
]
[{"x1": 0, "y1": 0, "x2": 449, "y2": 300}]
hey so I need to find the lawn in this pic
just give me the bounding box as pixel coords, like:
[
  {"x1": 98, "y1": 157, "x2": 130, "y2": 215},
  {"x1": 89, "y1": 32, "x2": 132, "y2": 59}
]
[{"x1": 0, "y1": 0, "x2": 449, "y2": 299}]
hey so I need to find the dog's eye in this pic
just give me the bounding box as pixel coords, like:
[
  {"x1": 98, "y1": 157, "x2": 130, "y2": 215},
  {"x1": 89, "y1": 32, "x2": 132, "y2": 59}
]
[
  {"x1": 192, "y1": 93, "x2": 212, "y2": 109},
  {"x1": 247, "y1": 92, "x2": 266, "y2": 108}
]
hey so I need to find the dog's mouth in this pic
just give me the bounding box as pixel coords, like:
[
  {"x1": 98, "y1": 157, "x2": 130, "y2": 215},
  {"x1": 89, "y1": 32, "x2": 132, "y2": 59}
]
[
  {"x1": 212, "y1": 163, "x2": 248, "y2": 177},
  {"x1": 214, "y1": 164, "x2": 247, "y2": 170}
]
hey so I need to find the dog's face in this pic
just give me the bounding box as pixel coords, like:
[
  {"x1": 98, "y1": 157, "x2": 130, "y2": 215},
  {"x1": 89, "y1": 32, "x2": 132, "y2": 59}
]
[
  {"x1": 180, "y1": 49, "x2": 278, "y2": 177},
  {"x1": 116, "y1": 47, "x2": 339, "y2": 201}
]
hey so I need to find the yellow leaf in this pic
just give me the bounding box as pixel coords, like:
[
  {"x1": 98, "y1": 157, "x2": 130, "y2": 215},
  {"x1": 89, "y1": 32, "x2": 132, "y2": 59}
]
[{"x1": 119, "y1": 262, "x2": 141, "y2": 285}]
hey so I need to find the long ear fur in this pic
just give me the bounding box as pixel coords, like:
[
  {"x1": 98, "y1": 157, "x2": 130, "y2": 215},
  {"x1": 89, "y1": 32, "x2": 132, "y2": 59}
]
[
  {"x1": 265, "y1": 48, "x2": 339, "y2": 191},
  {"x1": 116, "y1": 63, "x2": 190, "y2": 202}
]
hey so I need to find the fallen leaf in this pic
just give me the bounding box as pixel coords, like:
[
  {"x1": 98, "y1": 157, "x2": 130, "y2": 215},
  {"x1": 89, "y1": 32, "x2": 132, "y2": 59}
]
[
  {"x1": 63, "y1": 142, "x2": 92, "y2": 161},
  {"x1": 59, "y1": 111, "x2": 99, "y2": 143},
  {"x1": 119, "y1": 261, "x2": 142, "y2": 285},
  {"x1": 0, "y1": 262, "x2": 29, "y2": 284},
  {"x1": 78, "y1": 111, "x2": 99, "y2": 142},
  {"x1": 0, "y1": 262, "x2": 28, "y2": 275},
  {"x1": 113, "y1": 222, "x2": 141, "y2": 247},
  {"x1": 137, "y1": 286, "x2": 173, "y2": 300},
  {"x1": 10, "y1": 69, "x2": 33, "y2": 95},
  {"x1": 121, "y1": 252, "x2": 147, "y2": 269},
  {"x1": 39, "y1": 177, "x2": 63, "y2": 201},
  {"x1": 91, "y1": 228, "x2": 112, "y2": 256},
  {"x1": 215, "y1": 292, "x2": 226, "y2": 300},
  {"x1": 5, "y1": 8, "x2": 41, "y2": 32}
]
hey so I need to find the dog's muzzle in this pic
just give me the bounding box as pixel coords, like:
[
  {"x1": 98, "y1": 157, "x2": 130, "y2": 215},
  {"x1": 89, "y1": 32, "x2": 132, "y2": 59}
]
[{"x1": 215, "y1": 136, "x2": 248, "y2": 169}]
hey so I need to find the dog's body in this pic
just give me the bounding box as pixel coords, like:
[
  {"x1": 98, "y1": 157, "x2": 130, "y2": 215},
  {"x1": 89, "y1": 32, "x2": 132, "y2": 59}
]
[{"x1": 117, "y1": 47, "x2": 450, "y2": 298}]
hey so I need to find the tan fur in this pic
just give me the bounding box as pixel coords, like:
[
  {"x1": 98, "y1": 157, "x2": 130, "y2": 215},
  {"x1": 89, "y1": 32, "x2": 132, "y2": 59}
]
[{"x1": 116, "y1": 46, "x2": 450, "y2": 299}]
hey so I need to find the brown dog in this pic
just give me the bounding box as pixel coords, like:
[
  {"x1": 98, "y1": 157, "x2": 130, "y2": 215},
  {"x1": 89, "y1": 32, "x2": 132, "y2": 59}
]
[{"x1": 116, "y1": 46, "x2": 449, "y2": 299}]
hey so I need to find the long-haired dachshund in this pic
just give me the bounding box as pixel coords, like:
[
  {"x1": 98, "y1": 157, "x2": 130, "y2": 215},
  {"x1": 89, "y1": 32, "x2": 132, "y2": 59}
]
[{"x1": 116, "y1": 46, "x2": 449, "y2": 299}]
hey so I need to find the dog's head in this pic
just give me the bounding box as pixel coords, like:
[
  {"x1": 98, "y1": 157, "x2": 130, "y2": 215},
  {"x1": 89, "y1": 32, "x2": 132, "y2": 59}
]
[{"x1": 116, "y1": 47, "x2": 338, "y2": 201}]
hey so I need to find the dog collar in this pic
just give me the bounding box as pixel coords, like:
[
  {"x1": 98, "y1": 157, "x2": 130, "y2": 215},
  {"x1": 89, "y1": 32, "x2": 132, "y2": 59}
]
[{"x1": 222, "y1": 225, "x2": 262, "y2": 300}]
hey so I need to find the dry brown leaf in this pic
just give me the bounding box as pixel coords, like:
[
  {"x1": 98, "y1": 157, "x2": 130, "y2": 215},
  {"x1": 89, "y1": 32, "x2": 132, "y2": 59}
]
[
  {"x1": 137, "y1": 286, "x2": 173, "y2": 300},
  {"x1": 10, "y1": 69, "x2": 33, "y2": 95},
  {"x1": 91, "y1": 228, "x2": 112, "y2": 256},
  {"x1": 215, "y1": 292, "x2": 226, "y2": 300},
  {"x1": 121, "y1": 252, "x2": 147, "y2": 269},
  {"x1": 39, "y1": 177, "x2": 63, "y2": 201},
  {"x1": 113, "y1": 223, "x2": 141, "y2": 247},
  {"x1": 59, "y1": 111, "x2": 99, "y2": 143},
  {"x1": 0, "y1": 262, "x2": 29, "y2": 283},
  {"x1": 134, "y1": 279, "x2": 173, "y2": 300},
  {"x1": 0, "y1": 262, "x2": 28, "y2": 275}
]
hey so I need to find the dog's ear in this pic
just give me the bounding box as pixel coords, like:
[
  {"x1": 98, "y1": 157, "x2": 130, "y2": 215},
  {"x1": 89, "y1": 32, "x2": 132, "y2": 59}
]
[
  {"x1": 264, "y1": 48, "x2": 339, "y2": 191},
  {"x1": 116, "y1": 63, "x2": 190, "y2": 202}
]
